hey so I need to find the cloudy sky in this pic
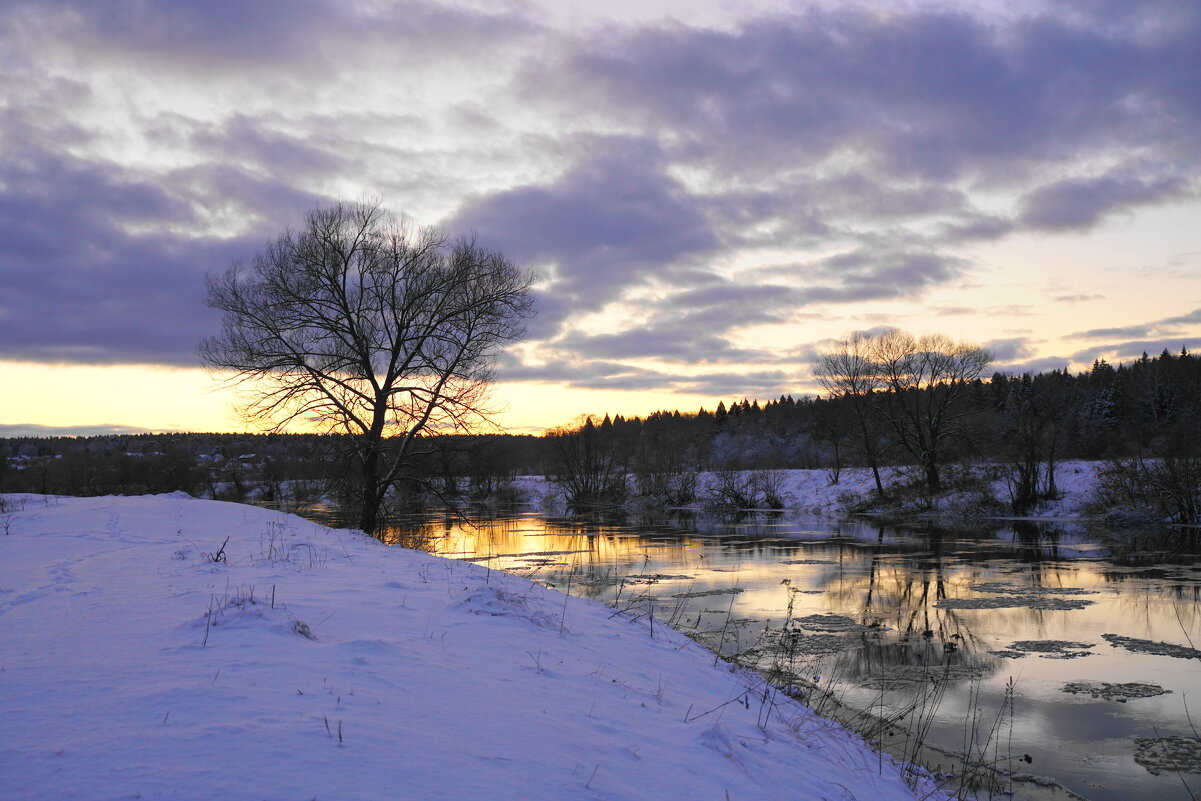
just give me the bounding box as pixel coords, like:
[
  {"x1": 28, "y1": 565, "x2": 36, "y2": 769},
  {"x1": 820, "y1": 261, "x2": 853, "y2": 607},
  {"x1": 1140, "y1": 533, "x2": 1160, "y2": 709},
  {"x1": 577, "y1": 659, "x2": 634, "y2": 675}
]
[{"x1": 2, "y1": 0, "x2": 1199, "y2": 435}]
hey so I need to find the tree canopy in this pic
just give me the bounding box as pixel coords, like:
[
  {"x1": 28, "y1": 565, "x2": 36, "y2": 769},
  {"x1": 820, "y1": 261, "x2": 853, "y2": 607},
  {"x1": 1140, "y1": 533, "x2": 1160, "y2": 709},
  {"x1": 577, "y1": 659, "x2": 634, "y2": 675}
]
[{"x1": 201, "y1": 200, "x2": 534, "y2": 533}]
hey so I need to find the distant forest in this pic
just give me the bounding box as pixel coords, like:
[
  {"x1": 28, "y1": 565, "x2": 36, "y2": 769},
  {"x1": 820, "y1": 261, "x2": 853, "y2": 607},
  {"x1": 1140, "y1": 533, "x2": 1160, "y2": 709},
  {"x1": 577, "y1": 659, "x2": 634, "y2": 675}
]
[{"x1": 3, "y1": 347, "x2": 1199, "y2": 522}]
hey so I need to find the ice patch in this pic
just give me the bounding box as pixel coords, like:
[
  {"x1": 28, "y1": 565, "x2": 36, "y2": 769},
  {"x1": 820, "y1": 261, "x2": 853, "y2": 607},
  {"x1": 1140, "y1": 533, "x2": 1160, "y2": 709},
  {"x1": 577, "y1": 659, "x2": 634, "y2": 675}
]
[
  {"x1": 1062, "y1": 681, "x2": 1170, "y2": 702},
  {"x1": 1102, "y1": 633, "x2": 1201, "y2": 660},
  {"x1": 971, "y1": 582, "x2": 1098, "y2": 596},
  {"x1": 795, "y1": 614, "x2": 888, "y2": 634},
  {"x1": 1133, "y1": 736, "x2": 1201, "y2": 775},
  {"x1": 993, "y1": 640, "x2": 1094, "y2": 659},
  {"x1": 935, "y1": 596, "x2": 1093, "y2": 610},
  {"x1": 859, "y1": 664, "x2": 990, "y2": 690}
]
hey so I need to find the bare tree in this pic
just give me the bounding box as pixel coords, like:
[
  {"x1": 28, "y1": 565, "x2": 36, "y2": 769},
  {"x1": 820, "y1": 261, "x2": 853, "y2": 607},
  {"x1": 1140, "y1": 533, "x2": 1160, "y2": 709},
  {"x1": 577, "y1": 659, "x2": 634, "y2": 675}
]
[
  {"x1": 201, "y1": 200, "x2": 535, "y2": 535},
  {"x1": 1000, "y1": 371, "x2": 1073, "y2": 512},
  {"x1": 814, "y1": 331, "x2": 888, "y2": 497},
  {"x1": 871, "y1": 329, "x2": 991, "y2": 494},
  {"x1": 546, "y1": 415, "x2": 630, "y2": 507}
]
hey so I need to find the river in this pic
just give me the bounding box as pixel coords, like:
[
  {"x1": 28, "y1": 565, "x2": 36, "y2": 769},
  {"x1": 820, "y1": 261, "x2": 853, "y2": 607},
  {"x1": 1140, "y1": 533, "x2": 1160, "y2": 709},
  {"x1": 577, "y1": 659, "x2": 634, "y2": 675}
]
[{"x1": 278, "y1": 500, "x2": 1201, "y2": 801}]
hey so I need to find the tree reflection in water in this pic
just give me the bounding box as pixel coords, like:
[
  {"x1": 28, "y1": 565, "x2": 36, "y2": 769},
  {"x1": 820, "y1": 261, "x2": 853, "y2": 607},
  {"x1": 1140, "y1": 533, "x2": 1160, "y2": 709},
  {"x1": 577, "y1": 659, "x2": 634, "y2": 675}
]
[{"x1": 257, "y1": 499, "x2": 1201, "y2": 801}]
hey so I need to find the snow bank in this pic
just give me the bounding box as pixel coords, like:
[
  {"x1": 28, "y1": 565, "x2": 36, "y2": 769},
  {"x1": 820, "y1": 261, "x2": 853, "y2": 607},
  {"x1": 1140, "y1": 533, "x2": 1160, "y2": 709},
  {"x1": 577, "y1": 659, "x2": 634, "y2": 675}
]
[
  {"x1": 0, "y1": 494, "x2": 948, "y2": 801},
  {"x1": 775, "y1": 460, "x2": 1101, "y2": 519},
  {"x1": 516, "y1": 460, "x2": 1103, "y2": 519}
]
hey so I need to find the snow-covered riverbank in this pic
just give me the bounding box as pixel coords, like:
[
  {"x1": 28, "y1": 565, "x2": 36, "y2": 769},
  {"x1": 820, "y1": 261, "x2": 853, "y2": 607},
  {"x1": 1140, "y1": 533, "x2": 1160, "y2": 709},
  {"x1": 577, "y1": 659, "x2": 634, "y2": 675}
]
[
  {"x1": 515, "y1": 459, "x2": 1103, "y2": 519},
  {"x1": 1, "y1": 493, "x2": 950, "y2": 801}
]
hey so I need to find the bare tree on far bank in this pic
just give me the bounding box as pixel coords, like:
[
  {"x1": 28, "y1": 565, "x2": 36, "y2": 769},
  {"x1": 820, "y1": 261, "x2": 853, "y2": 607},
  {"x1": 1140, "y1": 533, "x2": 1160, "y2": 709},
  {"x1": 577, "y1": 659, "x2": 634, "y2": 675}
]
[
  {"x1": 814, "y1": 329, "x2": 992, "y2": 496},
  {"x1": 873, "y1": 330, "x2": 992, "y2": 493},
  {"x1": 546, "y1": 415, "x2": 630, "y2": 507},
  {"x1": 999, "y1": 370, "x2": 1073, "y2": 513},
  {"x1": 201, "y1": 200, "x2": 535, "y2": 535},
  {"x1": 814, "y1": 331, "x2": 888, "y2": 498}
]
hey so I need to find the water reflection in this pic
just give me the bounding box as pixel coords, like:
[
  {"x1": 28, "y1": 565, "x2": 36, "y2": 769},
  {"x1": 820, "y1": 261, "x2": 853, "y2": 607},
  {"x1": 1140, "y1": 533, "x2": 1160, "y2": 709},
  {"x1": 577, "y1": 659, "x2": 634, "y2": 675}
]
[{"x1": 268, "y1": 499, "x2": 1200, "y2": 801}]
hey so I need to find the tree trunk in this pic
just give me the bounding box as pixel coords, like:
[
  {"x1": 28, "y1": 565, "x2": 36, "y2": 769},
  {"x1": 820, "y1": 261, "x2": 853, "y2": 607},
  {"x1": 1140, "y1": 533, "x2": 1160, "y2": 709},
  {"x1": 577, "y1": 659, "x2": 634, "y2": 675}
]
[
  {"x1": 359, "y1": 445, "x2": 381, "y2": 536},
  {"x1": 855, "y1": 411, "x2": 886, "y2": 498},
  {"x1": 358, "y1": 490, "x2": 379, "y2": 536},
  {"x1": 924, "y1": 460, "x2": 941, "y2": 494}
]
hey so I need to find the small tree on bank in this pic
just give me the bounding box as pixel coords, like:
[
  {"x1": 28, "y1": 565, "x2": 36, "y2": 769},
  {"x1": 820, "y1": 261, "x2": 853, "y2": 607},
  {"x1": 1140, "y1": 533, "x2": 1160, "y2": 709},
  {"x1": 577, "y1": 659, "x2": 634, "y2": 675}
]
[
  {"x1": 546, "y1": 416, "x2": 629, "y2": 507},
  {"x1": 998, "y1": 371, "x2": 1073, "y2": 512},
  {"x1": 201, "y1": 200, "x2": 535, "y2": 535}
]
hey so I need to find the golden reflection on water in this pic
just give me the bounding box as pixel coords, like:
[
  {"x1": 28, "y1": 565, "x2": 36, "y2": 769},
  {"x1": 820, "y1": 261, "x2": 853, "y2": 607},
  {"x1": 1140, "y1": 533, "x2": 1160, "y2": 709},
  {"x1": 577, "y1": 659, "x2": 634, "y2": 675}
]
[
  {"x1": 366, "y1": 508, "x2": 1201, "y2": 801},
  {"x1": 378, "y1": 512, "x2": 1201, "y2": 671}
]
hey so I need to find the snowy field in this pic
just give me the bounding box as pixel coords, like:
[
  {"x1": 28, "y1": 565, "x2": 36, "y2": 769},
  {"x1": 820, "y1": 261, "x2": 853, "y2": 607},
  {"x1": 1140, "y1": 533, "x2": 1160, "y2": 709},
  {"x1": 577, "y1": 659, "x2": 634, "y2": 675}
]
[{"x1": 1, "y1": 493, "x2": 951, "y2": 801}]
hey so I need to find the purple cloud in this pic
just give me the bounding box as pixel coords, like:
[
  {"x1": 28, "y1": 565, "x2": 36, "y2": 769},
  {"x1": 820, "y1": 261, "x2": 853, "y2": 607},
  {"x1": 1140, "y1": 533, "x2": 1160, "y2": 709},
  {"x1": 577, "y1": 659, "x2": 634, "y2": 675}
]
[
  {"x1": 803, "y1": 250, "x2": 966, "y2": 303},
  {"x1": 1072, "y1": 338, "x2": 1196, "y2": 364},
  {"x1": 1020, "y1": 171, "x2": 1188, "y2": 230},
  {"x1": 548, "y1": 7, "x2": 1201, "y2": 183},
  {"x1": 15, "y1": 0, "x2": 536, "y2": 72},
  {"x1": 494, "y1": 352, "x2": 794, "y2": 398},
  {"x1": 0, "y1": 423, "x2": 154, "y2": 437},
  {"x1": 0, "y1": 109, "x2": 327, "y2": 365},
  {"x1": 451, "y1": 140, "x2": 720, "y2": 337},
  {"x1": 1070, "y1": 307, "x2": 1201, "y2": 341},
  {"x1": 2, "y1": 0, "x2": 1198, "y2": 403},
  {"x1": 1071, "y1": 325, "x2": 1154, "y2": 340},
  {"x1": 984, "y1": 337, "x2": 1036, "y2": 363}
]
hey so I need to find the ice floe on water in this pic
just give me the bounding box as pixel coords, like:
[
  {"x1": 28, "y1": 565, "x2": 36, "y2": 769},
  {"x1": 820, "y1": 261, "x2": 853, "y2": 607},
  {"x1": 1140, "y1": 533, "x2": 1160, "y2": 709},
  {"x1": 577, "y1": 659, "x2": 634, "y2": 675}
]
[
  {"x1": 1134, "y1": 736, "x2": 1201, "y2": 775},
  {"x1": 970, "y1": 581, "x2": 1099, "y2": 596},
  {"x1": 1062, "y1": 681, "x2": 1171, "y2": 702},
  {"x1": 1102, "y1": 633, "x2": 1201, "y2": 660},
  {"x1": 935, "y1": 595, "x2": 1094, "y2": 610},
  {"x1": 795, "y1": 613, "x2": 888, "y2": 634},
  {"x1": 989, "y1": 640, "x2": 1095, "y2": 659}
]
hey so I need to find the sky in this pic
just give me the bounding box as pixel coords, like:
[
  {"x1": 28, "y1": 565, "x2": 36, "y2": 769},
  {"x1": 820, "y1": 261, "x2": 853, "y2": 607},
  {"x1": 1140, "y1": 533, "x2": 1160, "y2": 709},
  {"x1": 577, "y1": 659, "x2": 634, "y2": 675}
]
[{"x1": 1, "y1": 0, "x2": 1199, "y2": 436}]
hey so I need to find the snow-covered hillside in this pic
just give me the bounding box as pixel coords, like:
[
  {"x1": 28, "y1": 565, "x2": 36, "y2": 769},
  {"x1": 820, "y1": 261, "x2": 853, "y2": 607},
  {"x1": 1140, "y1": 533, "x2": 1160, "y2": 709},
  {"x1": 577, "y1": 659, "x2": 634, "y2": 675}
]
[{"x1": 1, "y1": 494, "x2": 950, "y2": 801}]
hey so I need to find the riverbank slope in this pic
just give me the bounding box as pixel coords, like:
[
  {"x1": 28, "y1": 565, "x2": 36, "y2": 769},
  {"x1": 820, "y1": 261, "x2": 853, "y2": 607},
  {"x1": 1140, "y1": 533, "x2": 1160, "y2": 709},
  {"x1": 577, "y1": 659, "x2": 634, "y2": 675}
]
[
  {"x1": 515, "y1": 460, "x2": 1102, "y2": 518},
  {"x1": 0, "y1": 493, "x2": 949, "y2": 801}
]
